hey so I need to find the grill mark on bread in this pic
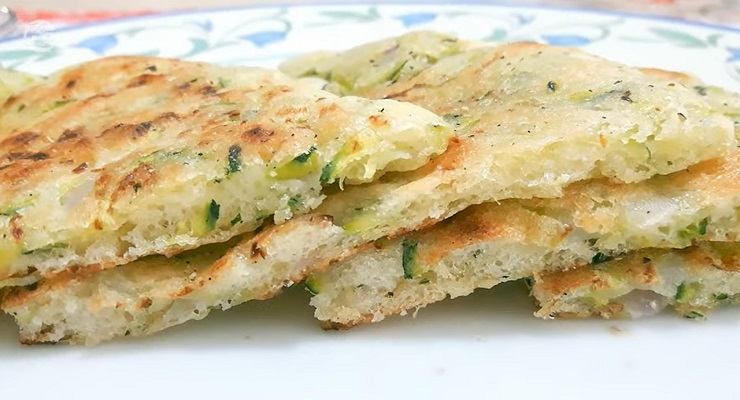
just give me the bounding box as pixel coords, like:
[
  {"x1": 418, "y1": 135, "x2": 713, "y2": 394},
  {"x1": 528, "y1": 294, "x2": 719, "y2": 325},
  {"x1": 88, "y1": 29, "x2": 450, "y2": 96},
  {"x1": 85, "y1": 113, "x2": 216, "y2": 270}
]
[
  {"x1": 72, "y1": 162, "x2": 88, "y2": 174},
  {"x1": 111, "y1": 164, "x2": 158, "y2": 203},
  {"x1": 9, "y1": 215, "x2": 23, "y2": 240},
  {"x1": 2, "y1": 131, "x2": 40, "y2": 147},
  {"x1": 242, "y1": 126, "x2": 275, "y2": 143},
  {"x1": 57, "y1": 128, "x2": 84, "y2": 142},
  {"x1": 199, "y1": 84, "x2": 219, "y2": 96},
  {"x1": 5, "y1": 151, "x2": 48, "y2": 162},
  {"x1": 126, "y1": 73, "x2": 163, "y2": 88},
  {"x1": 138, "y1": 297, "x2": 153, "y2": 309},
  {"x1": 250, "y1": 242, "x2": 266, "y2": 259},
  {"x1": 262, "y1": 85, "x2": 292, "y2": 102},
  {"x1": 368, "y1": 114, "x2": 388, "y2": 127}
]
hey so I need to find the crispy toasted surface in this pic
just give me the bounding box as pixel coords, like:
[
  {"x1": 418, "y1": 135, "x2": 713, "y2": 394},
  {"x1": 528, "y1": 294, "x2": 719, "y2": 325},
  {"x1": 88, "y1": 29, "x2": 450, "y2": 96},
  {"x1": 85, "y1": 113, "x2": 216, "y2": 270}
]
[
  {"x1": 7, "y1": 34, "x2": 739, "y2": 344},
  {"x1": 531, "y1": 242, "x2": 740, "y2": 320},
  {"x1": 0, "y1": 56, "x2": 451, "y2": 285}
]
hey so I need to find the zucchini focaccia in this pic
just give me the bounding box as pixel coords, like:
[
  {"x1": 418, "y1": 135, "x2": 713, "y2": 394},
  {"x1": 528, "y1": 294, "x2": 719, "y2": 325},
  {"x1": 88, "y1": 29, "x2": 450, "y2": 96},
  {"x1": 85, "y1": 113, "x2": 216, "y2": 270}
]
[
  {"x1": 531, "y1": 242, "x2": 740, "y2": 320},
  {"x1": 9, "y1": 152, "x2": 737, "y2": 345},
  {"x1": 307, "y1": 150, "x2": 740, "y2": 327},
  {"x1": 6, "y1": 34, "x2": 739, "y2": 344},
  {"x1": 0, "y1": 56, "x2": 451, "y2": 286}
]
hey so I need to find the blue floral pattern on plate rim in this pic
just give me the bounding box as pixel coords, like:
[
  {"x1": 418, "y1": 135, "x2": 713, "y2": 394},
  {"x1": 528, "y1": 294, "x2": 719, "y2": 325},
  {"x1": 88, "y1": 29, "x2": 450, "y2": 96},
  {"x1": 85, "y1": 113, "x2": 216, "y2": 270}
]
[{"x1": 2, "y1": 2, "x2": 740, "y2": 89}]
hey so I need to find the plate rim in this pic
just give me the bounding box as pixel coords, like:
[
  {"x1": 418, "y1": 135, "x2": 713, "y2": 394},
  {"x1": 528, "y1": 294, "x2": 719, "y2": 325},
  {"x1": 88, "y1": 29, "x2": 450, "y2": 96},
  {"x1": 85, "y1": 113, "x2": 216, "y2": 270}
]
[{"x1": 1, "y1": 0, "x2": 739, "y2": 46}]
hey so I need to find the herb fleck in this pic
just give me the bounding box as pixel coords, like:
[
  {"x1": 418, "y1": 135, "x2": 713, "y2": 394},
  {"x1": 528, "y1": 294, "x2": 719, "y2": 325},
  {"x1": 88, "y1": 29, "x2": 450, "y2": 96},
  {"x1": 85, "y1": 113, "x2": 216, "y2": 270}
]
[
  {"x1": 547, "y1": 81, "x2": 558, "y2": 92},
  {"x1": 226, "y1": 144, "x2": 242, "y2": 174},
  {"x1": 288, "y1": 196, "x2": 302, "y2": 209},
  {"x1": 230, "y1": 213, "x2": 242, "y2": 226},
  {"x1": 591, "y1": 252, "x2": 613, "y2": 265},
  {"x1": 620, "y1": 90, "x2": 633, "y2": 103}
]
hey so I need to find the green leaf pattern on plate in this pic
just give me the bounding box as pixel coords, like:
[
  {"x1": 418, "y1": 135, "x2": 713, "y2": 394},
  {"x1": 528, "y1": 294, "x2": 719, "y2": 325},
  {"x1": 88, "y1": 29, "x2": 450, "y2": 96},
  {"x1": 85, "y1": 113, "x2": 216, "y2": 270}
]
[{"x1": 0, "y1": 4, "x2": 738, "y2": 86}]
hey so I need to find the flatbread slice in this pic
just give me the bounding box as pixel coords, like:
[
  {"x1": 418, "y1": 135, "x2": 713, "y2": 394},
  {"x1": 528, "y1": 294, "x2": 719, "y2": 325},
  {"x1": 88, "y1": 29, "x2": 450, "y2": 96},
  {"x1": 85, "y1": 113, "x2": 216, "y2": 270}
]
[
  {"x1": 5, "y1": 34, "x2": 737, "y2": 344},
  {"x1": 0, "y1": 56, "x2": 451, "y2": 286},
  {"x1": 306, "y1": 151, "x2": 739, "y2": 327},
  {"x1": 531, "y1": 242, "x2": 740, "y2": 320}
]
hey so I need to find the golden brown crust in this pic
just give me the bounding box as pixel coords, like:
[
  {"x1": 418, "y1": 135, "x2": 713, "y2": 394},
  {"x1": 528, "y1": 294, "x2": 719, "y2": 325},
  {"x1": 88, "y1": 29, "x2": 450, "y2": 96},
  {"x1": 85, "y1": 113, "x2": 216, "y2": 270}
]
[
  {"x1": 639, "y1": 68, "x2": 696, "y2": 85},
  {"x1": 533, "y1": 243, "x2": 740, "y2": 320},
  {"x1": 535, "y1": 267, "x2": 607, "y2": 297},
  {"x1": 416, "y1": 203, "x2": 565, "y2": 266}
]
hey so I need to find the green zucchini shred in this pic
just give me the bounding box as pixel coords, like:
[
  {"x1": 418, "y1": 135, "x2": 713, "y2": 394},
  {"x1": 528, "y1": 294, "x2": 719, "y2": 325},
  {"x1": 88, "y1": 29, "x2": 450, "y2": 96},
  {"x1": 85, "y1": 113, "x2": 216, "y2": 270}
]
[
  {"x1": 206, "y1": 200, "x2": 220, "y2": 231},
  {"x1": 305, "y1": 276, "x2": 322, "y2": 295},
  {"x1": 21, "y1": 242, "x2": 68, "y2": 255},
  {"x1": 401, "y1": 238, "x2": 419, "y2": 279},
  {"x1": 683, "y1": 310, "x2": 705, "y2": 319},
  {"x1": 320, "y1": 161, "x2": 335, "y2": 184},
  {"x1": 274, "y1": 146, "x2": 321, "y2": 180},
  {"x1": 714, "y1": 293, "x2": 729, "y2": 301},
  {"x1": 293, "y1": 146, "x2": 317, "y2": 163},
  {"x1": 675, "y1": 281, "x2": 701, "y2": 303},
  {"x1": 678, "y1": 217, "x2": 709, "y2": 240}
]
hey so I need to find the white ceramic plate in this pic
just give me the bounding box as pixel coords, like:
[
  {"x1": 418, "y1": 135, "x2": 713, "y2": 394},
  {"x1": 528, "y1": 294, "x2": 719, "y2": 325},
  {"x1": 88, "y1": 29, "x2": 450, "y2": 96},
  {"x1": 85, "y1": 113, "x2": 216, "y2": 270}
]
[{"x1": 1, "y1": 3, "x2": 739, "y2": 398}]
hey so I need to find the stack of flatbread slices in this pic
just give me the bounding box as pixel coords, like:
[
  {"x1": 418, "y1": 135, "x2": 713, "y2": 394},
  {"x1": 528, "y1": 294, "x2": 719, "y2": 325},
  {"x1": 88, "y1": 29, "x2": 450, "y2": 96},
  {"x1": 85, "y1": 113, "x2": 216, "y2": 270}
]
[{"x1": 0, "y1": 31, "x2": 737, "y2": 345}]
